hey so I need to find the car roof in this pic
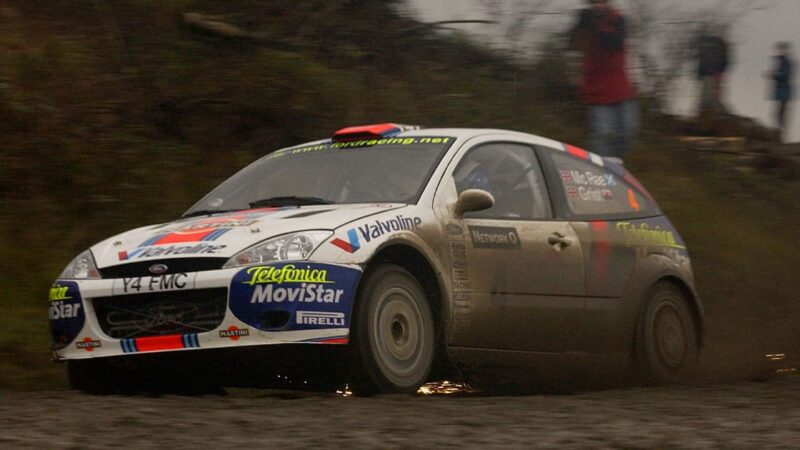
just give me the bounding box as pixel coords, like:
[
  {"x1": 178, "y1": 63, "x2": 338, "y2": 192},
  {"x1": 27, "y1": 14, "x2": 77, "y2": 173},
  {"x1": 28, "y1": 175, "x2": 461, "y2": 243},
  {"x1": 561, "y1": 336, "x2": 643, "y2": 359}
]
[
  {"x1": 399, "y1": 127, "x2": 563, "y2": 150},
  {"x1": 283, "y1": 126, "x2": 618, "y2": 173},
  {"x1": 397, "y1": 127, "x2": 621, "y2": 170}
]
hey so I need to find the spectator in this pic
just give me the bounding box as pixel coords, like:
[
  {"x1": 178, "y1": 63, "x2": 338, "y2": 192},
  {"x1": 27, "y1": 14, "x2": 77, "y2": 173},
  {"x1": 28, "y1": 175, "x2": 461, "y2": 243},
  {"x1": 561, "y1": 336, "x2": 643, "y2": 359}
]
[
  {"x1": 696, "y1": 25, "x2": 731, "y2": 114},
  {"x1": 766, "y1": 42, "x2": 794, "y2": 142},
  {"x1": 569, "y1": 0, "x2": 638, "y2": 160}
]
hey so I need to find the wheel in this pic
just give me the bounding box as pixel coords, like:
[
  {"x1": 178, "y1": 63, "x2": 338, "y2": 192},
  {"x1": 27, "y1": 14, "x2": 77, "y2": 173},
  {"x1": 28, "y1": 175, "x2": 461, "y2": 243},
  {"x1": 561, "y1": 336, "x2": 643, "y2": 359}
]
[
  {"x1": 635, "y1": 282, "x2": 699, "y2": 384},
  {"x1": 350, "y1": 265, "x2": 435, "y2": 395}
]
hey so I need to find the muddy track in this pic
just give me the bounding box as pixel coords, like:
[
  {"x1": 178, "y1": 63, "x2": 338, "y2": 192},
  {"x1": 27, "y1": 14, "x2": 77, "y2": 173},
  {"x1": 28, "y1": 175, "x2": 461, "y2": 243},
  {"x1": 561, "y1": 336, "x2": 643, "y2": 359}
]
[{"x1": 2, "y1": 375, "x2": 798, "y2": 449}]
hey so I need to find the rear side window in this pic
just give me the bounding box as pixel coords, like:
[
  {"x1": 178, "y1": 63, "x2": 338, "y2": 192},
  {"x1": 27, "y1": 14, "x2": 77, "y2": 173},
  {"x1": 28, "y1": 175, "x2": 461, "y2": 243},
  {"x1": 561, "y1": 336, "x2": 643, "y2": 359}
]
[{"x1": 546, "y1": 151, "x2": 657, "y2": 219}]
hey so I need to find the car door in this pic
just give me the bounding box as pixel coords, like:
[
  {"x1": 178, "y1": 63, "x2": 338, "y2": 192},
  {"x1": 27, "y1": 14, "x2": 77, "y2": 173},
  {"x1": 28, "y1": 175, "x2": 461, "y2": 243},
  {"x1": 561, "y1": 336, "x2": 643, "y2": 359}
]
[
  {"x1": 538, "y1": 147, "x2": 663, "y2": 352},
  {"x1": 439, "y1": 139, "x2": 586, "y2": 353}
]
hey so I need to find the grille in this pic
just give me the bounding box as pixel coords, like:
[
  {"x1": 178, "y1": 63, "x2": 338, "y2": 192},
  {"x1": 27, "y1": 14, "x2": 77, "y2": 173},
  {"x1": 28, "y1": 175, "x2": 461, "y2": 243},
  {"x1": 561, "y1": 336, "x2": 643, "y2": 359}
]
[
  {"x1": 98, "y1": 258, "x2": 228, "y2": 279},
  {"x1": 92, "y1": 288, "x2": 228, "y2": 339}
]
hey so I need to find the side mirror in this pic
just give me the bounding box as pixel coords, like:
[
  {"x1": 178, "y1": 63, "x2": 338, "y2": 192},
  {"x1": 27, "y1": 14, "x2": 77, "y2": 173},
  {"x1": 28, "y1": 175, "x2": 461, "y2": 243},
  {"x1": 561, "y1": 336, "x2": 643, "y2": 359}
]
[{"x1": 454, "y1": 189, "x2": 495, "y2": 217}]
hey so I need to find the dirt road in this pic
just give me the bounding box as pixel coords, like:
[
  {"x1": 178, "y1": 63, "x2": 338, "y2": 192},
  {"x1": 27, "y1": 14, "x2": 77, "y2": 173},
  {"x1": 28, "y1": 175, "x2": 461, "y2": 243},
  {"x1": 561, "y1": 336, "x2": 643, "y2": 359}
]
[{"x1": 2, "y1": 374, "x2": 798, "y2": 449}]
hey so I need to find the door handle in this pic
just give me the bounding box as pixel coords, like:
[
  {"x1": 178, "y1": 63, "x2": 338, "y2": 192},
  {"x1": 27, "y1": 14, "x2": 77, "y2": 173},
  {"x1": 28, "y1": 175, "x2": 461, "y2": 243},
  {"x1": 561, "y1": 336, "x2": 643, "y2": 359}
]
[{"x1": 548, "y1": 232, "x2": 572, "y2": 249}]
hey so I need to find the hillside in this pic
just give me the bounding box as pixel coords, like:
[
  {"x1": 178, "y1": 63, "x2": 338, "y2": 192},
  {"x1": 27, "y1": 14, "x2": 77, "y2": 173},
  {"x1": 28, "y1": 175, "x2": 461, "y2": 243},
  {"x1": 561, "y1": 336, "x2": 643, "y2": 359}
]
[{"x1": 1, "y1": 0, "x2": 798, "y2": 389}]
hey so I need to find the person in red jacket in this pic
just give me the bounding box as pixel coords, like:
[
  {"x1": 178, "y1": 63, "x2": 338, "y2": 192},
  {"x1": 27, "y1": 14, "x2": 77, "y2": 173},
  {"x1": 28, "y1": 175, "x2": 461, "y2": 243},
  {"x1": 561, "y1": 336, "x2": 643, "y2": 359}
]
[{"x1": 570, "y1": 0, "x2": 638, "y2": 160}]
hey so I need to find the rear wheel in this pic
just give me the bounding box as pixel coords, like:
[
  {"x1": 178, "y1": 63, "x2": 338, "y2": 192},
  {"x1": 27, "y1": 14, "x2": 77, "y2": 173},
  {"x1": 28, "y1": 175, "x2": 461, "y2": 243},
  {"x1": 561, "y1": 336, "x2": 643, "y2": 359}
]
[
  {"x1": 350, "y1": 265, "x2": 435, "y2": 395},
  {"x1": 636, "y1": 282, "x2": 699, "y2": 384}
]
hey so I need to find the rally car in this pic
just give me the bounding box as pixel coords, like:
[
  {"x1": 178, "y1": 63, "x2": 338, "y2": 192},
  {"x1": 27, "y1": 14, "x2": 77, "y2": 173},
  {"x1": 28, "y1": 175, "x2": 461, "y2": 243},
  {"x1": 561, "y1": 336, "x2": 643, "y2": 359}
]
[{"x1": 51, "y1": 124, "x2": 702, "y2": 394}]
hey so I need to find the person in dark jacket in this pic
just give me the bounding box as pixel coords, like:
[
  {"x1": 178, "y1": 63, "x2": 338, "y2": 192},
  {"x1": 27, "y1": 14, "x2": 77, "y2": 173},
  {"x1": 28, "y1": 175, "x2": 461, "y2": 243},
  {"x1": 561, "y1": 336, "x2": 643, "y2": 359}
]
[
  {"x1": 696, "y1": 25, "x2": 730, "y2": 114},
  {"x1": 569, "y1": 0, "x2": 638, "y2": 160},
  {"x1": 766, "y1": 42, "x2": 794, "y2": 142}
]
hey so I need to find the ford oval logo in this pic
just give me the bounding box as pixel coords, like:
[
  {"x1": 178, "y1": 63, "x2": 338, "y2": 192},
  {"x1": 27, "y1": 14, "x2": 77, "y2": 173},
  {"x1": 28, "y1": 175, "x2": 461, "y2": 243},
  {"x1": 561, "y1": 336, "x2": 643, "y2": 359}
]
[{"x1": 148, "y1": 264, "x2": 169, "y2": 275}]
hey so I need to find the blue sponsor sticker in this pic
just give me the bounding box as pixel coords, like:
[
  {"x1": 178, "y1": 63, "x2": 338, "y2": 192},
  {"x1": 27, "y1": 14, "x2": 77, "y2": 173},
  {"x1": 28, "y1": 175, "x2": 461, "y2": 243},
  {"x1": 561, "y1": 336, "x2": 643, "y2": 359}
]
[
  {"x1": 229, "y1": 263, "x2": 361, "y2": 332},
  {"x1": 48, "y1": 281, "x2": 86, "y2": 350}
]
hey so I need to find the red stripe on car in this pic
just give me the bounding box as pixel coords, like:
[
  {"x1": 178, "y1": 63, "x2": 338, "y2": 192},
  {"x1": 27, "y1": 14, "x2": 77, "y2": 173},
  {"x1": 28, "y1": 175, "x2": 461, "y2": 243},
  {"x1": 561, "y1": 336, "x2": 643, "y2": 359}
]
[
  {"x1": 589, "y1": 221, "x2": 611, "y2": 289},
  {"x1": 134, "y1": 335, "x2": 185, "y2": 352},
  {"x1": 566, "y1": 144, "x2": 589, "y2": 160}
]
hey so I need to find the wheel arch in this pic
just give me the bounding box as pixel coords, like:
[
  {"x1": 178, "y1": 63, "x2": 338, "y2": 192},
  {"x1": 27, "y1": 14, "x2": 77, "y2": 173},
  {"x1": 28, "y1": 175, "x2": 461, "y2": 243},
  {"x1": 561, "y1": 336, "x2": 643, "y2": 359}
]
[
  {"x1": 361, "y1": 241, "x2": 449, "y2": 338},
  {"x1": 618, "y1": 254, "x2": 704, "y2": 352},
  {"x1": 357, "y1": 240, "x2": 453, "y2": 377},
  {"x1": 653, "y1": 275, "x2": 705, "y2": 348}
]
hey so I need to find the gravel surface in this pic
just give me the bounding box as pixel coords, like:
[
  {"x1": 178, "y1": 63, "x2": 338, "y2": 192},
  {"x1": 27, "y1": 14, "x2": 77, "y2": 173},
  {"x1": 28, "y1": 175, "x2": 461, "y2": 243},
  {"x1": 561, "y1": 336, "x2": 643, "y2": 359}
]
[{"x1": 2, "y1": 374, "x2": 799, "y2": 449}]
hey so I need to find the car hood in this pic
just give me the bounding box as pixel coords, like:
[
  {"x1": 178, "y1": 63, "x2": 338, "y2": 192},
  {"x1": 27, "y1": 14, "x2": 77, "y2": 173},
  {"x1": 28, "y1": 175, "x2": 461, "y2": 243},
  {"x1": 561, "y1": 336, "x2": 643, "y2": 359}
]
[{"x1": 91, "y1": 204, "x2": 405, "y2": 269}]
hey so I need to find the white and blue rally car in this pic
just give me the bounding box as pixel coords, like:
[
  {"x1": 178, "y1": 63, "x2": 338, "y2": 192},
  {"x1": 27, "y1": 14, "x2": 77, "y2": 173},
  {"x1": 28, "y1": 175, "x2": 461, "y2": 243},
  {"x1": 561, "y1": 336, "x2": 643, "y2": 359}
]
[{"x1": 51, "y1": 124, "x2": 702, "y2": 394}]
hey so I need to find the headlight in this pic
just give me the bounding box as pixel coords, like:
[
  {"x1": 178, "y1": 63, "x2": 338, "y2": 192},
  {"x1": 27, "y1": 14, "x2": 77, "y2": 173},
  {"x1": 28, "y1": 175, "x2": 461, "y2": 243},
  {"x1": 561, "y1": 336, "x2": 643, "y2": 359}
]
[
  {"x1": 222, "y1": 231, "x2": 332, "y2": 269},
  {"x1": 59, "y1": 250, "x2": 101, "y2": 279}
]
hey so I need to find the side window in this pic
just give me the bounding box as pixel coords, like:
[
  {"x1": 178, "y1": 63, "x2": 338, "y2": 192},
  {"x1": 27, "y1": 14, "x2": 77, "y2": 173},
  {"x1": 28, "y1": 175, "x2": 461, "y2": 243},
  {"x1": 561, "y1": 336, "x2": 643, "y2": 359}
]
[
  {"x1": 548, "y1": 152, "x2": 653, "y2": 217},
  {"x1": 453, "y1": 143, "x2": 551, "y2": 220}
]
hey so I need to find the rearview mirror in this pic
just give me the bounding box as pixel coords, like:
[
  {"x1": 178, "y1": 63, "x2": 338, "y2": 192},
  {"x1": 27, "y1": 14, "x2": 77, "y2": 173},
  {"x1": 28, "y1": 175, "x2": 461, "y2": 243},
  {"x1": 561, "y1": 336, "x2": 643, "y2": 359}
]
[{"x1": 454, "y1": 189, "x2": 495, "y2": 217}]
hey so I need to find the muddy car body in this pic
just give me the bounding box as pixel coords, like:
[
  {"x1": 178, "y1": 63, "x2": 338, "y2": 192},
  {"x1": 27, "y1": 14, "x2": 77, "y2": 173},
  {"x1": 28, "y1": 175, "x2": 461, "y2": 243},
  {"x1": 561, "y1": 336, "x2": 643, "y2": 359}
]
[{"x1": 51, "y1": 124, "x2": 702, "y2": 394}]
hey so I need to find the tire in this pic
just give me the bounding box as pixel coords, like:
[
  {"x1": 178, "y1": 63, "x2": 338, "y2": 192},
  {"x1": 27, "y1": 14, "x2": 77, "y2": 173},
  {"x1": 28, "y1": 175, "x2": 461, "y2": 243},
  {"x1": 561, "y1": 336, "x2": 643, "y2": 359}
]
[
  {"x1": 635, "y1": 282, "x2": 699, "y2": 384},
  {"x1": 350, "y1": 265, "x2": 435, "y2": 395}
]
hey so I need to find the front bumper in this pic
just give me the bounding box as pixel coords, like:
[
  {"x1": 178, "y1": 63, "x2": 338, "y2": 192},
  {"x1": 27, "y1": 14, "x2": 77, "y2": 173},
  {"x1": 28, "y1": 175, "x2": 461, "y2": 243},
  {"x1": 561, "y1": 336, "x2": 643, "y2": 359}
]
[{"x1": 49, "y1": 262, "x2": 363, "y2": 360}]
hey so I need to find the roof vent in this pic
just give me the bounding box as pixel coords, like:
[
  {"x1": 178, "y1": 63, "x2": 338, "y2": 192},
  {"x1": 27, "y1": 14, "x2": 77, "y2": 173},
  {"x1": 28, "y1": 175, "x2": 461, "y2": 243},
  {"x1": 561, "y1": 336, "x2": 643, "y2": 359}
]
[{"x1": 332, "y1": 123, "x2": 421, "y2": 142}]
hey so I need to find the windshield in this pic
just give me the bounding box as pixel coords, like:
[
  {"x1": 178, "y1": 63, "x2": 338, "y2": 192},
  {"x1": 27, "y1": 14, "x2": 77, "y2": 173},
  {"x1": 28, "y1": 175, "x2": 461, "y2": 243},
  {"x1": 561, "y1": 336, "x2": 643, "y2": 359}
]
[{"x1": 184, "y1": 136, "x2": 455, "y2": 216}]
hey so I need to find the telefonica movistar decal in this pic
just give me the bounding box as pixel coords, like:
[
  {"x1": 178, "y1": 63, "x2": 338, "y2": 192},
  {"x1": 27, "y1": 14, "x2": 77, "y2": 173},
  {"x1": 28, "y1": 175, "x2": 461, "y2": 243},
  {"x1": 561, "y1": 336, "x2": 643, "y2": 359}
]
[
  {"x1": 228, "y1": 263, "x2": 361, "y2": 332},
  {"x1": 49, "y1": 286, "x2": 82, "y2": 320},
  {"x1": 616, "y1": 222, "x2": 685, "y2": 249},
  {"x1": 48, "y1": 281, "x2": 86, "y2": 350},
  {"x1": 49, "y1": 286, "x2": 71, "y2": 302},
  {"x1": 242, "y1": 265, "x2": 342, "y2": 304},
  {"x1": 242, "y1": 264, "x2": 332, "y2": 285}
]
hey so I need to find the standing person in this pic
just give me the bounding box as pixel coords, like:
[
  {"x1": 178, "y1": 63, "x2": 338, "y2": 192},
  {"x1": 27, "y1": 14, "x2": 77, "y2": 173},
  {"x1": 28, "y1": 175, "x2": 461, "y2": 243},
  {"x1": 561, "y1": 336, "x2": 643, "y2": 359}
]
[
  {"x1": 766, "y1": 42, "x2": 794, "y2": 142},
  {"x1": 569, "y1": 0, "x2": 638, "y2": 160},
  {"x1": 696, "y1": 25, "x2": 731, "y2": 114}
]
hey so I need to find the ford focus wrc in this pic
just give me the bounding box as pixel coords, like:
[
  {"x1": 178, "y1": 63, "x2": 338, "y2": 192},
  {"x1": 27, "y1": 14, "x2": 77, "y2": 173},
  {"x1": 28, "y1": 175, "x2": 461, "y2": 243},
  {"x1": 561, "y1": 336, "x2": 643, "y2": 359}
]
[{"x1": 51, "y1": 124, "x2": 702, "y2": 394}]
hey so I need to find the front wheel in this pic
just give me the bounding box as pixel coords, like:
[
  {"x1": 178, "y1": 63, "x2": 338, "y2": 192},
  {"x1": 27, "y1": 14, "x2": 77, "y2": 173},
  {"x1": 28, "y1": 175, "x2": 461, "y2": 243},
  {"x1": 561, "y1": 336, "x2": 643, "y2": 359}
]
[
  {"x1": 635, "y1": 282, "x2": 699, "y2": 384},
  {"x1": 350, "y1": 265, "x2": 435, "y2": 395}
]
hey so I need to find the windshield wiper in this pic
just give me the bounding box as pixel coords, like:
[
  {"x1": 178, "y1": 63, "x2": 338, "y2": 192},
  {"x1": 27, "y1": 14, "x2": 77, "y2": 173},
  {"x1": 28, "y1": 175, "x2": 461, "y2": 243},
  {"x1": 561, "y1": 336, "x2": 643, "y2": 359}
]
[
  {"x1": 249, "y1": 196, "x2": 334, "y2": 208},
  {"x1": 182, "y1": 209, "x2": 238, "y2": 219}
]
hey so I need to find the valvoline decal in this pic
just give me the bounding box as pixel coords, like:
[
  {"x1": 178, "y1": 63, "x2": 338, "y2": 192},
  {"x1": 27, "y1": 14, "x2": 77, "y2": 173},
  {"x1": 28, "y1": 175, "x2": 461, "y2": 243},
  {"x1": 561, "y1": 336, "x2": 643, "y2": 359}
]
[
  {"x1": 229, "y1": 263, "x2": 361, "y2": 332},
  {"x1": 49, "y1": 281, "x2": 85, "y2": 350}
]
